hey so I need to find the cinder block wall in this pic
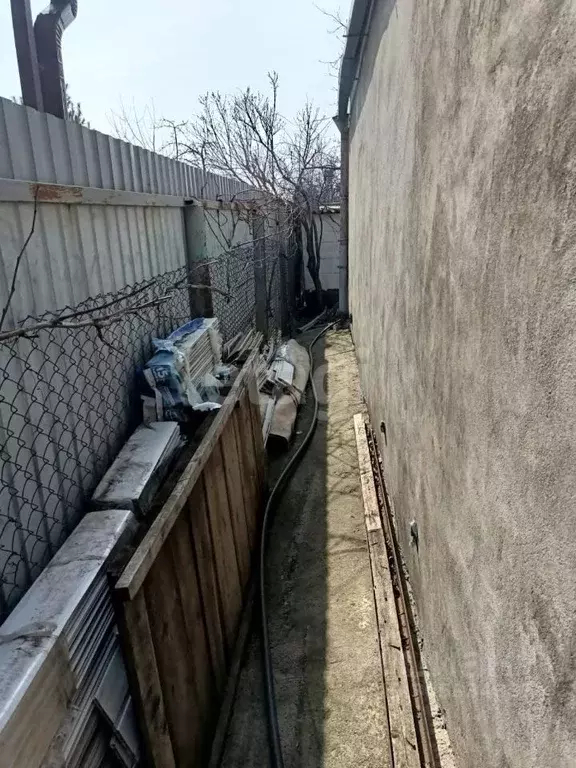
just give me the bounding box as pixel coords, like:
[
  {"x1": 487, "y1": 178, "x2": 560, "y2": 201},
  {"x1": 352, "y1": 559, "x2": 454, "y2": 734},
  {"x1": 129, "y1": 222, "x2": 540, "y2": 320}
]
[{"x1": 348, "y1": 1, "x2": 576, "y2": 766}]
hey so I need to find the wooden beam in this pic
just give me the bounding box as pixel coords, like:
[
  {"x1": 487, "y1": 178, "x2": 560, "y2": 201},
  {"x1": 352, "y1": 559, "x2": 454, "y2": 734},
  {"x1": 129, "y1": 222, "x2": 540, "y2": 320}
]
[
  {"x1": 353, "y1": 413, "x2": 420, "y2": 768},
  {"x1": 0, "y1": 177, "x2": 184, "y2": 207}
]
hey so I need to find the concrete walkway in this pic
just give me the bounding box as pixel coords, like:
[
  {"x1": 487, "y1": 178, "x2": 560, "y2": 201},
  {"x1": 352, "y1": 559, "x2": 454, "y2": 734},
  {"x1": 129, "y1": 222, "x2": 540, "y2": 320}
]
[{"x1": 221, "y1": 330, "x2": 389, "y2": 767}]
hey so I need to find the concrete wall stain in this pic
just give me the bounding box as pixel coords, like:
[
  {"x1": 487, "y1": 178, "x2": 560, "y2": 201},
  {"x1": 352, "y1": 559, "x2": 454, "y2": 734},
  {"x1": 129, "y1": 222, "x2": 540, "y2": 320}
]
[{"x1": 348, "y1": 0, "x2": 576, "y2": 766}]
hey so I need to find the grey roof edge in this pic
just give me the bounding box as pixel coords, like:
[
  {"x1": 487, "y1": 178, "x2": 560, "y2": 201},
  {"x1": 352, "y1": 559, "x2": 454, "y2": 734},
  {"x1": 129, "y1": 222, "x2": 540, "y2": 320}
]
[{"x1": 337, "y1": 0, "x2": 376, "y2": 119}]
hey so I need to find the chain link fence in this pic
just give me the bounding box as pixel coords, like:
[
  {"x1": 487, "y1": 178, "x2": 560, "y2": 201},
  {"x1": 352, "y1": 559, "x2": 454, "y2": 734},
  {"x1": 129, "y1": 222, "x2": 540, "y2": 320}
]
[
  {"x1": 209, "y1": 241, "x2": 257, "y2": 342},
  {"x1": 264, "y1": 226, "x2": 287, "y2": 335},
  {"x1": 0, "y1": 228, "x2": 290, "y2": 622}
]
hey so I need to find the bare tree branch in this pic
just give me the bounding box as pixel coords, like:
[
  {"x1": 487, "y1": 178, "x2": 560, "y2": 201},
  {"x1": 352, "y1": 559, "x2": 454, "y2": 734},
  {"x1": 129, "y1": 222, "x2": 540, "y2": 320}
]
[
  {"x1": 0, "y1": 279, "x2": 232, "y2": 344},
  {"x1": 107, "y1": 75, "x2": 341, "y2": 310},
  {"x1": 313, "y1": 3, "x2": 348, "y2": 34},
  {"x1": 0, "y1": 190, "x2": 39, "y2": 332}
]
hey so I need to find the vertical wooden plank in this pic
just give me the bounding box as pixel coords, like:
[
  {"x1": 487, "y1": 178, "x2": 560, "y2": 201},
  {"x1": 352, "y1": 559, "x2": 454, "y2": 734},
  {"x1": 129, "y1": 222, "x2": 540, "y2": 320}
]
[
  {"x1": 220, "y1": 419, "x2": 251, "y2": 591},
  {"x1": 114, "y1": 590, "x2": 176, "y2": 768},
  {"x1": 233, "y1": 394, "x2": 259, "y2": 549},
  {"x1": 246, "y1": 372, "x2": 266, "y2": 495},
  {"x1": 188, "y1": 477, "x2": 227, "y2": 693},
  {"x1": 204, "y1": 442, "x2": 243, "y2": 652},
  {"x1": 144, "y1": 547, "x2": 203, "y2": 766},
  {"x1": 167, "y1": 511, "x2": 217, "y2": 735}
]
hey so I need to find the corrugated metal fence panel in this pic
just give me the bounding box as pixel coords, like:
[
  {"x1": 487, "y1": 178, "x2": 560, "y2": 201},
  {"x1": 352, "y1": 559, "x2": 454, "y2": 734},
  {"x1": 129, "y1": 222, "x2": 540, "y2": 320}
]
[
  {"x1": 0, "y1": 200, "x2": 186, "y2": 323},
  {"x1": 0, "y1": 98, "x2": 246, "y2": 621},
  {"x1": 0, "y1": 97, "x2": 245, "y2": 324},
  {"x1": 0, "y1": 97, "x2": 242, "y2": 197}
]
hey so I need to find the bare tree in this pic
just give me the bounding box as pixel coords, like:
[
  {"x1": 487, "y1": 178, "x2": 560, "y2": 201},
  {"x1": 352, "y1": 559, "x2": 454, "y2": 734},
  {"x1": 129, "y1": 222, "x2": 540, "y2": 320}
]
[
  {"x1": 13, "y1": 81, "x2": 88, "y2": 126},
  {"x1": 64, "y1": 82, "x2": 88, "y2": 126},
  {"x1": 176, "y1": 74, "x2": 340, "y2": 307},
  {"x1": 108, "y1": 101, "x2": 161, "y2": 153},
  {"x1": 315, "y1": 4, "x2": 348, "y2": 83},
  {"x1": 108, "y1": 76, "x2": 339, "y2": 308},
  {"x1": 109, "y1": 102, "x2": 190, "y2": 161}
]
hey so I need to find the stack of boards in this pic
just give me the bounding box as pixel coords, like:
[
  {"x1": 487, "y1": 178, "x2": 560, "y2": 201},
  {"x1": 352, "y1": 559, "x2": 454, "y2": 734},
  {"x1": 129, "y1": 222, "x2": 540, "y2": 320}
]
[
  {"x1": 142, "y1": 317, "x2": 222, "y2": 421},
  {"x1": 0, "y1": 421, "x2": 184, "y2": 768},
  {"x1": 0, "y1": 510, "x2": 138, "y2": 768},
  {"x1": 92, "y1": 422, "x2": 181, "y2": 518}
]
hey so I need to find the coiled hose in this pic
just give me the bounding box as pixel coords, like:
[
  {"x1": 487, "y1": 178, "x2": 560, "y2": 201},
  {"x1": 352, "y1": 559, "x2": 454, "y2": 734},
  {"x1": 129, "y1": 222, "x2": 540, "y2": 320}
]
[{"x1": 259, "y1": 321, "x2": 337, "y2": 768}]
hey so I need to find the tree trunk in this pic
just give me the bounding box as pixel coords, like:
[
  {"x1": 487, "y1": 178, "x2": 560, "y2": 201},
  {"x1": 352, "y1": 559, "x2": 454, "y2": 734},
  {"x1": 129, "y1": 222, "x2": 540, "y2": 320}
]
[
  {"x1": 303, "y1": 218, "x2": 324, "y2": 310},
  {"x1": 289, "y1": 221, "x2": 304, "y2": 310}
]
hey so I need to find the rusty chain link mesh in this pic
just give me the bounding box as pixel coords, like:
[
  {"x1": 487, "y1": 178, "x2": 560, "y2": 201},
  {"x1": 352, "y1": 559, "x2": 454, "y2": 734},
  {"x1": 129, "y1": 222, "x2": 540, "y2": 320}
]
[
  {"x1": 0, "y1": 232, "x2": 289, "y2": 622},
  {"x1": 209, "y1": 228, "x2": 287, "y2": 340},
  {"x1": 0, "y1": 267, "x2": 189, "y2": 620},
  {"x1": 210, "y1": 242, "x2": 256, "y2": 341},
  {"x1": 264, "y1": 228, "x2": 286, "y2": 335}
]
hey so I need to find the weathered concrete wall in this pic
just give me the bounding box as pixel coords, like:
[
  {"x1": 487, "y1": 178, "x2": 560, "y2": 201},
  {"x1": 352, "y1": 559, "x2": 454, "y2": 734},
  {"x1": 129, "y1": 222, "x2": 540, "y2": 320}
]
[{"x1": 348, "y1": 1, "x2": 576, "y2": 766}]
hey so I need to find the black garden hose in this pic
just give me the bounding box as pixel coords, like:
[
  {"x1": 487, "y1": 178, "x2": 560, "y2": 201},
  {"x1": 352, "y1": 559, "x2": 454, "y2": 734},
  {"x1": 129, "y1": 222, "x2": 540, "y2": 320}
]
[{"x1": 259, "y1": 321, "x2": 336, "y2": 768}]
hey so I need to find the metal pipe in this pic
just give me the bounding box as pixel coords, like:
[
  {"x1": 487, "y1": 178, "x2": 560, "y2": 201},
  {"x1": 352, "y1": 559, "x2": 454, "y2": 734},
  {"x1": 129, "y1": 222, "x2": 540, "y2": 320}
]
[
  {"x1": 337, "y1": 0, "x2": 374, "y2": 121},
  {"x1": 10, "y1": 0, "x2": 43, "y2": 111},
  {"x1": 33, "y1": 0, "x2": 78, "y2": 119},
  {"x1": 335, "y1": 116, "x2": 350, "y2": 315}
]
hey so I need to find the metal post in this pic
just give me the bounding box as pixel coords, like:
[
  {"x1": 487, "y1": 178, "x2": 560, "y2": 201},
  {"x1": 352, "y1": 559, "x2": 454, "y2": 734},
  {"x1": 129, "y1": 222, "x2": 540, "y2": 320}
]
[
  {"x1": 277, "y1": 212, "x2": 291, "y2": 335},
  {"x1": 253, "y1": 213, "x2": 268, "y2": 336},
  {"x1": 10, "y1": 0, "x2": 43, "y2": 110},
  {"x1": 33, "y1": 1, "x2": 78, "y2": 119},
  {"x1": 337, "y1": 118, "x2": 350, "y2": 316},
  {"x1": 183, "y1": 202, "x2": 213, "y2": 319}
]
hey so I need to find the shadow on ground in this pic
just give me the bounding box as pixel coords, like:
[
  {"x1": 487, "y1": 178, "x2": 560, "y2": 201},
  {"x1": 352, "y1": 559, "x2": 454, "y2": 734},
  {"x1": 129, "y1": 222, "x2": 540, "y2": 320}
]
[{"x1": 220, "y1": 330, "x2": 388, "y2": 767}]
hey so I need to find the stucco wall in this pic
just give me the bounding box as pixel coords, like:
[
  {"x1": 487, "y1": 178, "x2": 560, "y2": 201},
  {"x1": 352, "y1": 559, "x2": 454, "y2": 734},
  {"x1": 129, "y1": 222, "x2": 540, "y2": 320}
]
[{"x1": 348, "y1": 1, "x2": 576, "y2": 767}]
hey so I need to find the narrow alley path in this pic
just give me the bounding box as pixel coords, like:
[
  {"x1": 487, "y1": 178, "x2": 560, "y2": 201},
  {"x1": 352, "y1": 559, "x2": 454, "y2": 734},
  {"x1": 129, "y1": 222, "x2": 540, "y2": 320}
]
[{"x1": 220, "y1": 329, "x2": 390, "y2": 767}]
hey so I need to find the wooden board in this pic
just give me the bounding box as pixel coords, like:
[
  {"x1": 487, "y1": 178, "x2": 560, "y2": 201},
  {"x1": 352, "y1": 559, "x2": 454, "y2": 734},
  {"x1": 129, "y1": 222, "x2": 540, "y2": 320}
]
[
  {"x1": 353, "y1": 413, "x2": 420, "y2": 768},
  {"x1": 204, "y1": 443, "x2": 243, "y2": 653},
  {"x1": 114, "y1": 356, "x2": 266, "y2": 765},
  {"x1": 145, "y1": 547, "x2": 203, "y2": 766},
  {"x1": 220, "y1": 414, "x2": 251, "y2": 590},
  {"x1": 247, "y1": 372, "x2": 266, "y2": 495},
  {"x1": 114, "y1": 590, "x2": 175, "y2": 768},
  {"x1": 167, "y1": 513, "x2": 216, "y2": 738},
  {"x1": 232, "y1": 393, "x2": 259, "y2": 551},
  {"x1": 187, "y1": 479, "x2": 227, "y2": 694}
]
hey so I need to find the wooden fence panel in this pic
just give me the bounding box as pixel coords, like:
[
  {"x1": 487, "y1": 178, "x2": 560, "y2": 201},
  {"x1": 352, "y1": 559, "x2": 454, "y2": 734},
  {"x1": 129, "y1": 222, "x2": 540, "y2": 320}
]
[
  {"x1": 114, "y1": 353, "x2": 265, "y2": 766},
  {"x1": 187, "y1": 479, "x2": 227, "y2": 695}
]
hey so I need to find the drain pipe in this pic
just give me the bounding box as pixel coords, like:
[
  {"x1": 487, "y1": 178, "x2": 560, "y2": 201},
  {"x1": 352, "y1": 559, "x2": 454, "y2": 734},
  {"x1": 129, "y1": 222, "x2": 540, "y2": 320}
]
[
  {"x1": 34, "y1": 0, "x2": 78, "y2": 119},
  {"x1": 334, "y1": 115, "x2": 350, "y2": 316},
  {"x1": 10, "y1": 0, "x2": 44, "y2": 111},
  {"x1": 335, "y1": 0, "x2": 374, "y2": 318}
]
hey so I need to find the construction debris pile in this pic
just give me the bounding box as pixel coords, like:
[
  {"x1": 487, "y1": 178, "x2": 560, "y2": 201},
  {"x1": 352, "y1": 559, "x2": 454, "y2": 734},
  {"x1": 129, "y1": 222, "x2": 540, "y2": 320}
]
[
  {"x1": 0, "y1": 315, "x2": 313, "y2": 768},
  {"x1": 137, "y1": 318, "x2": 310, "y2": 449},
  {"x1": 139, "y1": 317, "x2": 231, "y2": 423},
  {"x1": 225, "y1": 328, "x2": 310, "y2": 447}
]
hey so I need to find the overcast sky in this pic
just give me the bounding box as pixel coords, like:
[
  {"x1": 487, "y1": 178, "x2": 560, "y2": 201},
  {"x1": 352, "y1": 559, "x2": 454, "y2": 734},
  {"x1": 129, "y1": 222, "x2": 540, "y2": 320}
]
[{"x1": 0, "y1": 0, "x2": 345, "y2": 137}]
